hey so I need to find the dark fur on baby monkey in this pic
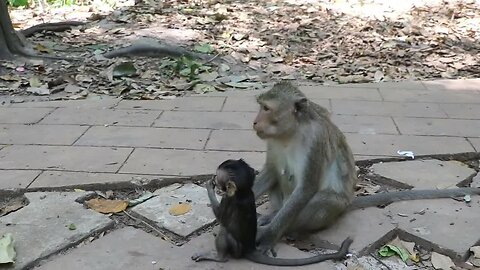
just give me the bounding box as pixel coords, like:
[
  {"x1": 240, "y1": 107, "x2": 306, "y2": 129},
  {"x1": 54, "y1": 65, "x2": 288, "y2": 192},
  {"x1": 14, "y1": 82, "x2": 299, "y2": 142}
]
[{"x1": 191, "y1": 159, "x2": 353, "y2": 266}]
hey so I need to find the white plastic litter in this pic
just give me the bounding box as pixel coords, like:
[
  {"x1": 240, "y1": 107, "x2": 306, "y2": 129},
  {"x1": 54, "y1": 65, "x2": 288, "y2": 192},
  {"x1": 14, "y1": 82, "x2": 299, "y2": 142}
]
[{"x1": 397, "y1": 150, "x2": 415, "y2": 159}]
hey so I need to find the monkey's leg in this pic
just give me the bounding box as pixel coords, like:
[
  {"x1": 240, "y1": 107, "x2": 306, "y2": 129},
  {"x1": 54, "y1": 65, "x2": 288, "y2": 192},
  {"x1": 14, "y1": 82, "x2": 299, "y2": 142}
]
[
  {"x1": 287, "y1": 192, "x2": 349, "y2": 233},
  {"x1": 258, "y1": 185, "x2": 282, "y2": 226},
  {"x1": 192, "y1": 227, "x2": 229, "y2": 262}
]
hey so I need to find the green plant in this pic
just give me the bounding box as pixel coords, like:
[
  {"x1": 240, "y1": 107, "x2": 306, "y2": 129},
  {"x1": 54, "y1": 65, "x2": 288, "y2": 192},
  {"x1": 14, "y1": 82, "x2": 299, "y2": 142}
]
[{"x1": 8, "y1": 0, "x2": 29, "y2": 7}]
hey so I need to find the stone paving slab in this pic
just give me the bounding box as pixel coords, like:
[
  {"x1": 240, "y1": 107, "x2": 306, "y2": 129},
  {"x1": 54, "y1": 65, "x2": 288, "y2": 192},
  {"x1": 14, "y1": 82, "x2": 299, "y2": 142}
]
[
  {"x1": 154, "y1": 111, "x2": 257, "y2": 129},
  {"x1": 439, "y1": 103, "x2": 480, "y2": 119},
  {"x1": 0, "y1": 145, "x2": 132, "y2": 172},
  {"x1": 344, "y1": 80, "x2": 427, "y2": 90},
  {"x1": 0, "y1": 192, "x2": 113, "y2": 270},
  {"x1": 380, "y1": 87, "x2": 480, "y2": 103},
  {"x1": 40, "y1": 108, "x2": 161, "y2": 126},
  {"x1": 345, "y1": 134, "x2": 475, "y2": 156},
  {"x1": 305, "y1": 206, "x2": 395, "y2": 253},
  {"x1": 0, "y1": 169, "x2": 41, "y2": 189},
  {"x1": 472, "y1": 173, "x2": 480, "y2": 188},
  {"x1": 116, "y1": 96, "x2": 226, "y2": 111},
  {"x1": 469, "y1": 138, "x2": 480, "y2": 151},
  {"x1": 423, "y1": 78, "x2": 480, "y2": 91},
  {"x1": 386, "y1": 197, "x2": 480, "y2": 260},
  {"x1": 331, "y1": 100, "x2": 447, "y2": 118},
  {"x1": 0, "y1": 108, "x2": 54, "y2": 124},
  {"x1": 74, "y1": 126, "x2": 209, "y2": 149},
  {"x1": 29, "y1": 171, "x2": 164, "y2": 188},
  {"x1": 331, "y1": 115, "x2": 398, "y2": 134},
  {"x1": 206, "y1": 130, "x2": 265, "y2": 152},
  {"x1": 8, "y1": 97, "x2": 120, "y2": 109},
  {"x1": 370, "y1": 159, "x2": 476, "y2": 189},
  {"x1": 222, "y1": 96, "x2": 260, "y2": 112},
  {"x1": 394, "y1": 117, "x2": 480, "y2": 137},
  {"x1": 300, "y1": 85, "x2": 383, "y2": 101},
  {"x1": 132, "y1": 183, "x2": 216, "y2": 237},
  {"x1": 34, "y1": 227, "x2": 334, "y2": 270},
  {"x1": 32, "y1": 227, "x2": 176, "y2": 270},
  {"x1": 120, "y1": 149, "x2": 264, "y2": 175},
  {"x1": 179, "y1": 233, "x2": 337, "y2": 270},
  {"x1": 0, "y1": 124, "x2": 88, "y2": 145},
  {"x1": 222, "y1": 96, "x2": 331, "y2": 112}
]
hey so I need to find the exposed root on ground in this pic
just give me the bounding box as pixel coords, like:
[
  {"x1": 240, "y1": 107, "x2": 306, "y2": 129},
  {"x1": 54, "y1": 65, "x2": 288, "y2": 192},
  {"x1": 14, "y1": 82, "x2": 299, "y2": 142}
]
[
  {"x1": 103, "y1": 42, "x2": 208, "y2": 60},
  {"x1": 21, "y1": 21, "x2": 86, "y2": 37}
]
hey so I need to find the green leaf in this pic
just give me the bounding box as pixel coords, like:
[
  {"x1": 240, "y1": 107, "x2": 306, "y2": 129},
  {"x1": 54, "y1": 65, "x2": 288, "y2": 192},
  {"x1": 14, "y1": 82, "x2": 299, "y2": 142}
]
[
  {"x1": 194, "y1": 43, "x2": 214, "y2": 54},
  {"x1": 378, "y1": 246, "x2": 396, "y2": 257},
  {"x1": 112, "y1": 62, "x2": 137, "y2": 78},
  {"x1": 68, "y1": 223, "x2": 77, "y2": 230},
  {"x1": 193, "y1": 83, "x2": 216, "y2": 94},
  {"x1": 179, "y1": 67, "x2": 192, "y2": 77},
  {"x1": 8, "y1": 0, "x2": 28, "y2": 7},
  {"x1": 378, "y1": 245, "x2": 409, "y2": 262},
  {"x1": 0, "y1": 233, "x2": 16, "y2": 264}
]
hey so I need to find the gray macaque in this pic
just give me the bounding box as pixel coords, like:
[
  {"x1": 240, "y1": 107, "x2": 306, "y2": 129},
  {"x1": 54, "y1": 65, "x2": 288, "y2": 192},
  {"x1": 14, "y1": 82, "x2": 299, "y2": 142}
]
[{"x1": 252, "y1": 81, "x2": 480, "y2": 251}]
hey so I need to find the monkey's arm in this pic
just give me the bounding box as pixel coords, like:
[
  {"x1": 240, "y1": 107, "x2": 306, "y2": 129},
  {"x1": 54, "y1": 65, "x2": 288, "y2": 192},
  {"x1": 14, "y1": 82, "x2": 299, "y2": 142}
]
[
  {"x1": 350, "y1": 187, "x2": 480, "y2": 210},
  {"x1": 206, "y1": 179, "x2": 221, "y2": 215},
  {"x1": 252, "y1": 166, "x2": 277, "y2": 199},
  {"x1": 256, "y1": 183, "x2": 318, "y2": 250}
]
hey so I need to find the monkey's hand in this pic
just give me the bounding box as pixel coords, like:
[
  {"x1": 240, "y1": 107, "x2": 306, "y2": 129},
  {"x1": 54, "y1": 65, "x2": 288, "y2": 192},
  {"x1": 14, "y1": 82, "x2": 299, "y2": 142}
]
[
  {"x1": 255, "y1": 225, "x2": 276, "y2": 255},
  {"x1": 206, "y1": 178, "x2": 216, "y2": 191},
  {"x1": 206, "y1": 178, "x2": 220, "y2": 209}
]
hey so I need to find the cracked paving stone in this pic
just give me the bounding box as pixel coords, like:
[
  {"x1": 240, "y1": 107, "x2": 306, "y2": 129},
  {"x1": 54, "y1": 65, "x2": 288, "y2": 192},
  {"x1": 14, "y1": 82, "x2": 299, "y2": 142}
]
[
  {"x1": 471, "y1": 173, "x2": 480, "y2": 188},
  {"x1": 131, "y1": 183, "x2": 216, "y2": 237},
  {"x1": 34, "y1": 227, "x2": 336, "y2": 270},
  {"x1": 0, "y1": 192, "x2": 113, "y2": 270},
  {"x1": 370, "y1": 159, "x2": 476, "y2": 189},
  {"x1": 257, "y1": 201, "x2": 394, "y2": 254},
  {"x1": 385, "y1": 196, "x2": 480, "y2": 260}
]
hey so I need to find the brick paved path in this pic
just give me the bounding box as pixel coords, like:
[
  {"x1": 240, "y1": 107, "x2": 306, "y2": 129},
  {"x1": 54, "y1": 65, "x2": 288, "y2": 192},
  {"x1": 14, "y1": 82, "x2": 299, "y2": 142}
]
[{"x1": 0, "y1": 79, "x2": 479, "y2": 269}]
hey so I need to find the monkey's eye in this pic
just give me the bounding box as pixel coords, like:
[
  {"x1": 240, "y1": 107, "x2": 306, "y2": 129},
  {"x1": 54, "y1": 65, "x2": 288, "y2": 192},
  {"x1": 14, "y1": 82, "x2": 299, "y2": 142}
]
[{"x1": 262, "y1": 105, "x2": 270, "y2": 111}]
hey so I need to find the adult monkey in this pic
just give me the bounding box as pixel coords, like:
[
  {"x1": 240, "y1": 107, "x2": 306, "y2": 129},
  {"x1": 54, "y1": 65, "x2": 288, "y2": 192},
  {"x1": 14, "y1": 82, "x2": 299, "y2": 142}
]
[{"x1": 252, "y1": 81, "x2": 480, "y2": 251}]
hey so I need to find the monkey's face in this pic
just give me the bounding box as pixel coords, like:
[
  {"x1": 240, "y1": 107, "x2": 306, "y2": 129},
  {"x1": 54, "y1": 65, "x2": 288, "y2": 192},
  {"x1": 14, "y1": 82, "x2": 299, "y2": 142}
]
[
  {"x1": 253, "y1": 100, "x2": 298, "y2": 140},
  {"x1": 214, "y1": 159, "x2": 255, "y2": 197},
  {"x1": 214, "y1": 168, "x2": 237, "y2": 197}
]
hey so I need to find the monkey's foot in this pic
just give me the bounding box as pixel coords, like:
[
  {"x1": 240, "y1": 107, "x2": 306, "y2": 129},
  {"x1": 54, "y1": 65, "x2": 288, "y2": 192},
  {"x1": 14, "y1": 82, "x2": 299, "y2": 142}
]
[{"x1": 191, "y1": 252, "x2": 228, "y2": 262}]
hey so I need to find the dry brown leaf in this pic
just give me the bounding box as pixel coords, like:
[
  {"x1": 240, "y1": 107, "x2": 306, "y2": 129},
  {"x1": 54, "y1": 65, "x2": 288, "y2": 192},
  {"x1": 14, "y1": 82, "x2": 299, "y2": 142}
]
[
  {"x1": 388, "y1": 236, "x2": 419, "y2": 262},
  {"x1": 431, "y1": 252, "x2": 455, "y2": 270},
  {"x1": 168, "y1": 203, "x2": 192, "y2": 216},
  {"x1": 86, "y1": 198, "x2": 128, "y2": 214},
  {"x1": 470, "y1": 246, "x2": 480, "y2": 259}
]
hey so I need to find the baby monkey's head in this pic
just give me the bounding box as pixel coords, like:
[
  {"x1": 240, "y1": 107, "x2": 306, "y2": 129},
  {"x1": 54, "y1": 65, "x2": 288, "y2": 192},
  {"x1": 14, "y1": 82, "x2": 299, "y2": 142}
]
[{"x1": 214, "y1": 159, "x2": 255, "y2": 197}]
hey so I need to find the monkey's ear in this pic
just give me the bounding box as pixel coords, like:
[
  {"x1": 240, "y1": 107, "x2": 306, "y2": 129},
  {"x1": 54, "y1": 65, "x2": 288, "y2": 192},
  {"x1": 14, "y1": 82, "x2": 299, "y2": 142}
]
[
  {"x1": 226, "y1": 181, "x2": 237, "y2": 197},
  {"x1": 294, "y1": 97, "x2": 308, "y2": 113}
]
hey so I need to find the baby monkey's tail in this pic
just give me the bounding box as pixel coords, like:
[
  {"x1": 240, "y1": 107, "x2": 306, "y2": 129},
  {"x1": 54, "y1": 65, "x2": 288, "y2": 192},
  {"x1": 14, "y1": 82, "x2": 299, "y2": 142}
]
[{"x1": 245, "y1": 237, "x2": 353, "y2": 266}]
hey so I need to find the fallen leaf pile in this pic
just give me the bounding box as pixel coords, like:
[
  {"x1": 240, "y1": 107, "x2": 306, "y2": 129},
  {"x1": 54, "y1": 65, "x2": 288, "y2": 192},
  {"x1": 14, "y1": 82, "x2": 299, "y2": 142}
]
[{"x1": 1, "y1": 0, "x2": 479, "y2": 101}]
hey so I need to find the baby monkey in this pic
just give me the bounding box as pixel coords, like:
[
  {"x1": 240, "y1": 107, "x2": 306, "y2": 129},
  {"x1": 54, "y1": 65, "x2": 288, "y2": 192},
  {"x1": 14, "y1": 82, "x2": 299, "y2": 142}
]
[{"x1": 191, "y1": 159, "x2": 353, "y2": 266}]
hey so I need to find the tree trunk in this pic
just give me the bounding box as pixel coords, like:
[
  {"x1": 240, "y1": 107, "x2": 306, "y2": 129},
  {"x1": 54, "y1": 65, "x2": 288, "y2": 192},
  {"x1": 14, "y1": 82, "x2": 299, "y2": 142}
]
[{"x1": 0, "y1": 0, "x2": 32, "y2": 59}]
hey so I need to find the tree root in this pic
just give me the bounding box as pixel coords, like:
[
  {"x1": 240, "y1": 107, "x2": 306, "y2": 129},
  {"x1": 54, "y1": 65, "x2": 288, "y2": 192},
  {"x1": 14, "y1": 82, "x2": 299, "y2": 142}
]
[
  {"x1": 21, "y1": 21, "x2": 86, "y2": 37},
  {"x1": 103, "y1": 42, "x2": 208, "y2": 60}
]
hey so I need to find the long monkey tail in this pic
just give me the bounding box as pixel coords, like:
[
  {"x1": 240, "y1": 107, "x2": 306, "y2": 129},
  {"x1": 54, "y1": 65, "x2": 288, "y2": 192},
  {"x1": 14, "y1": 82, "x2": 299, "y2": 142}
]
[
  {"x1": 350, "y1": 187, "x2": 480, "y2": 210},
  {"x1": 245, "y1": 237, "x2": 353, "y2": 266}
]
